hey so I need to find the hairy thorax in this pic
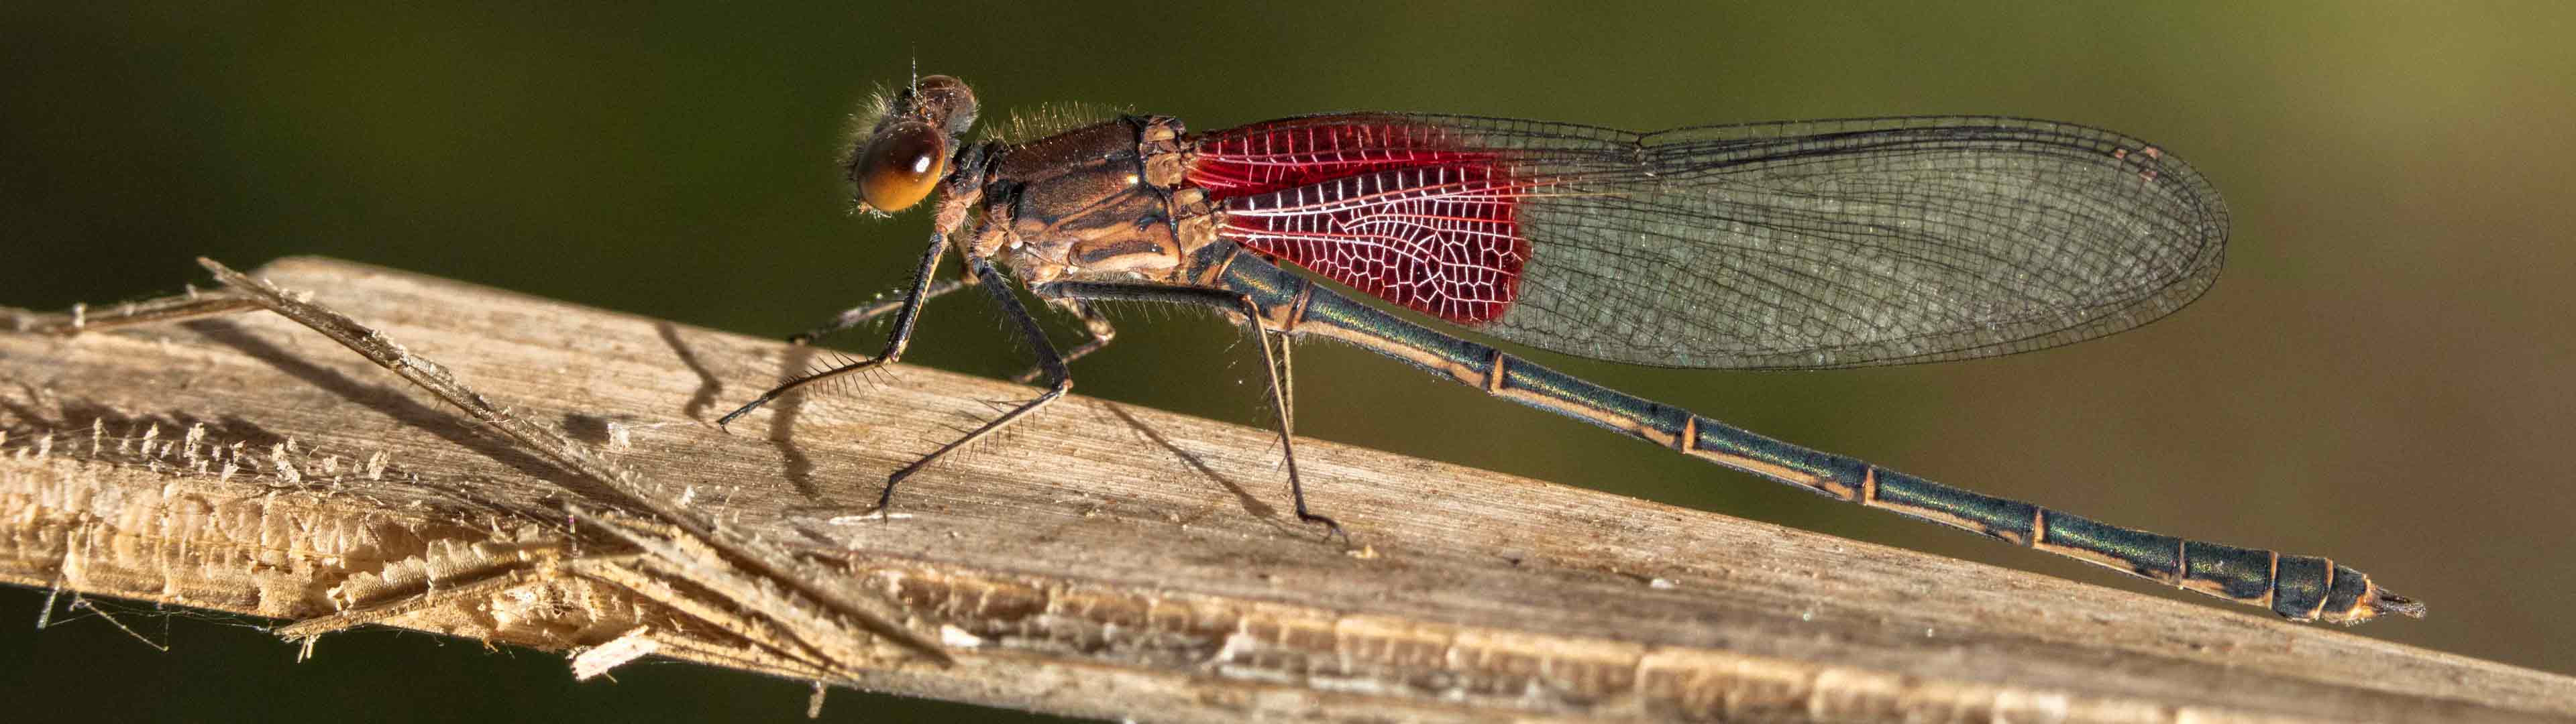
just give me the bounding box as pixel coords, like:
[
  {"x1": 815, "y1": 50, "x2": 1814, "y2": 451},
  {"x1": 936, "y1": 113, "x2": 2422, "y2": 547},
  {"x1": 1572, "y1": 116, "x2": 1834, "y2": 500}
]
[{"x1": 972, "y1": 116, "x2": 1222, "y2": 287}]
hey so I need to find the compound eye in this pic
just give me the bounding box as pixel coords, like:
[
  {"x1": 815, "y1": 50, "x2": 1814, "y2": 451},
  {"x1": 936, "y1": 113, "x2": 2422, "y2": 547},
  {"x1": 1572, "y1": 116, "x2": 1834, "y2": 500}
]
[{"x1": 851, "y1": 120, "x2": 947, "y2": 213}]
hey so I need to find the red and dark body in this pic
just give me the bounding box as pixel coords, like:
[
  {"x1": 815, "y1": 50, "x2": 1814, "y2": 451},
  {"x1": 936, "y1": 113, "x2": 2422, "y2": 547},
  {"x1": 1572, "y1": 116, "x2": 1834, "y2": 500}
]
[{"x1": 729, "y1": 76, "x2": 2422, "y2": 625}]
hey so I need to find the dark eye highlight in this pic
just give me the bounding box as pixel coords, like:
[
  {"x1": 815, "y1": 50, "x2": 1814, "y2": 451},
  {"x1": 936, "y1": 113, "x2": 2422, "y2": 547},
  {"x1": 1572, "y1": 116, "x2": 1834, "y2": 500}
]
[{"x1": 851, "y1": 120, "x2": 947, "y2": 213}]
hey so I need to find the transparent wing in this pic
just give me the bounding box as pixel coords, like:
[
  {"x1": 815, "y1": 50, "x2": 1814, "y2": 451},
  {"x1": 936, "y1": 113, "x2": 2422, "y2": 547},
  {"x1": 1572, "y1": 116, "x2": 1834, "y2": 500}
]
[{"x1": 1199, "y1": 114, "x2": 2229, "y2": 369}]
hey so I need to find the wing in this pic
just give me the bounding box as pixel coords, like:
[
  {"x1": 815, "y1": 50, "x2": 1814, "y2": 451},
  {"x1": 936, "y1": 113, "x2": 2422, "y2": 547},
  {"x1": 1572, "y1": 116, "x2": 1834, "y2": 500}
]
[{"x1": 1183, "y1": 114, "x2": 2229, "y2": 369}]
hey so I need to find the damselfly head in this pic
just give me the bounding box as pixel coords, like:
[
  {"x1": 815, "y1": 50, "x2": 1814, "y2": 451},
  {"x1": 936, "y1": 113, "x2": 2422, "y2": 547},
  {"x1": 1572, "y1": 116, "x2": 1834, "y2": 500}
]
[{"x1": 846, "y1": 74, "x2": 979, "y2": 215}]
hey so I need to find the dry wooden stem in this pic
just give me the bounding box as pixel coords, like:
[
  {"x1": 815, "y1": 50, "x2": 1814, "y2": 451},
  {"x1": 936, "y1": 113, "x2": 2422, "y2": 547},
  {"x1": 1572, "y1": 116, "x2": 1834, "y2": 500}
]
[
  {"x1": 3, "y1": 257, "x2": 2572, "y2": 723},
  {"x1": 189, "y1": 257, "x2": 949, "y2": 667}
]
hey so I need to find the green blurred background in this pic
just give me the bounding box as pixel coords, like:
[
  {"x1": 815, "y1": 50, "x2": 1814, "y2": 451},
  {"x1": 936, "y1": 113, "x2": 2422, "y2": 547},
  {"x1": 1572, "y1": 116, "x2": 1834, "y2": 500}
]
[{"x1": 5, "y1": 3, "x2": 2570, "y2": 721}]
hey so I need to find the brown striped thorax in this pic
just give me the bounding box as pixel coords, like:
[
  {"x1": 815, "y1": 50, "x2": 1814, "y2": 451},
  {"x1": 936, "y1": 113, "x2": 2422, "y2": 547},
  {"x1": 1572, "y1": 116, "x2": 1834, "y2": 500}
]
[{"x1": 968, "y1": 117, "x2": 1220, "y2": 287}]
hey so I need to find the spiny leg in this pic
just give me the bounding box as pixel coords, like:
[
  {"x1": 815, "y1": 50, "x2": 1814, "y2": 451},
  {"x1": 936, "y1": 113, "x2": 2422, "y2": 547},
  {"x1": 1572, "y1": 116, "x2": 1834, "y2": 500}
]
[
  {"x1": 1031, "y1": 280, "x2": 1346, "y2": 542},
  {"x1": 717, "y1": 232, "x2": 951, "y2": 429},
  {"x1": 1273, "y1": 333, "x2": 1293, "y2": 437},
  {"x1": 1010, "y1": 300, "x2": 1117, "y2": 385},
  {"x1": 877, "y1": 251, "x2": 1076, "y2": 510},
  {"x1": 788, "y1": 278, "x2": 971, "y2": 346},
  {"x1": 1232, "y1": 295, "x2": 1344, "y2": 542},
  {"x1": 788, "y1": 249, "x2": 978, "y2": 345}
]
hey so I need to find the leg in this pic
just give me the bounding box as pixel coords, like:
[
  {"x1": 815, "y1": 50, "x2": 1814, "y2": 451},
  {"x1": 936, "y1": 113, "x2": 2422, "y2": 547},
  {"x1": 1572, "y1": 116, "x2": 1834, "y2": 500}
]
[
  {"x1": 1010, "y1": 300, "x2": 1117, "y2": 385},
  {"x1": 717, "y1": 233, "x2": 950, "y2": 429},
  {"x1": 788, "y1": 253, "x2": 979, "y2": 345},
  {"x1": 1034, "y1": 281, "x2": 1346, "y2": 542},
  {"x1": 877, "y1": 251, "x2": 1075, "y2": 509},
  {"x1": 1236, "y1": 298, "x2": 1344, "y2": 542},
  {"x1": 1272, "y1": 332, "x2": 1293, "y2": 437},
  {"x1": 788, "y1": 278, "x2": 972, "y2": 346}
]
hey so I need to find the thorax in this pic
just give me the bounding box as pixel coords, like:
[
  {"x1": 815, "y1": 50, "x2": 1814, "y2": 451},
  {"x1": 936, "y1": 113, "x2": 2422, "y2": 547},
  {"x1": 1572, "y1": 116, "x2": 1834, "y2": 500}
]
[{"x1": 969, "y1": 116, "x2": 1223, "y2": 287}]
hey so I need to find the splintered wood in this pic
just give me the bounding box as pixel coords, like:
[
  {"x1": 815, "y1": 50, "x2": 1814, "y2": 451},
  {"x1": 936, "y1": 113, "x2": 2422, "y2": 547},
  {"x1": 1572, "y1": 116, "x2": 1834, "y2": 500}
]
[{"x1": 3, "y1": 257, "x2": 2572, "y2": 723}]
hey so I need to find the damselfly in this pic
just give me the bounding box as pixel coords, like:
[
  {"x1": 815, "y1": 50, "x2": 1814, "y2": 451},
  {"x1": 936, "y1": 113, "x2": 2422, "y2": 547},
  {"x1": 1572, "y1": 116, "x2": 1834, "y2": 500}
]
[{"x1": 720, "y1": 75, "x2": 2421, "y2": 624}]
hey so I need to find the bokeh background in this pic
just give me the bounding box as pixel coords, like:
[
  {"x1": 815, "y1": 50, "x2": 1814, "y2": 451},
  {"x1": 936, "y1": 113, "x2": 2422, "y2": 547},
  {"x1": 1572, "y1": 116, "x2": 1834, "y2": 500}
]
[{"x1": 5, "y1": 3, "x2": 2570, "y2": 721}]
